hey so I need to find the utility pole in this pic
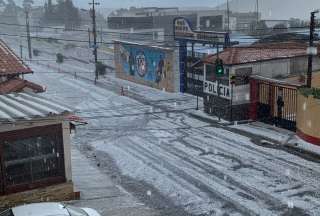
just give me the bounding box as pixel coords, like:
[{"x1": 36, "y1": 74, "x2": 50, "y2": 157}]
[
  {"x1": 89, "y1": 0, "x2": 100, "y2": 84},
  {"x1": 256, "y1": 0, "x2": 259, "y2": 24},
  {"x1": 25, "y1": 9, "x2": 32, "y2": 59},
  {"x1": 307, "y1": 10, "x2": 319, "y2": 88},
  {"x1": 226, "y1": 0, "x2": 230, "y2": 33}
]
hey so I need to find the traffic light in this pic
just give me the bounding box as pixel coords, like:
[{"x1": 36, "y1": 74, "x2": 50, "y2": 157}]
[{"x1": 215, "y1": 58, "x2": 224, "y2": 76}]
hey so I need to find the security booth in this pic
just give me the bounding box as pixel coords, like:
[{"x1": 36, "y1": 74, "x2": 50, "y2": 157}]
[
  {"x1": 0, "y1": 92, "x2": 75, "y2": 209},
  {"x1": 202, "y1": 58, "x2": 251, "y2": 122}
]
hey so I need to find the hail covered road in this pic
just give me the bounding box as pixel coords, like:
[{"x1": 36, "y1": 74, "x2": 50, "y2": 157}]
[{"x1": 29, "y1": 65, "x2": 320, "y2": 216}]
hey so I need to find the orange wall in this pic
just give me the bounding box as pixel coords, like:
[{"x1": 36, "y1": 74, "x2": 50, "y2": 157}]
[
  {"x1": 296, "y1": 92, "x2": 320, "y2": 142},
  {"x1": 296, "y1": 71, "x2": 320, "y2": 143}
]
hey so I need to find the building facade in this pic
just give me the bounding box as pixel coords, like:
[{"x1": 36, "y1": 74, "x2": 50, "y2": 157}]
[
  {"x1": 0, "y1": 93, "x2": 74, "y2": 209},
  {"x1": 201, "y1": 43, "x2": 320, "y2": 121}
]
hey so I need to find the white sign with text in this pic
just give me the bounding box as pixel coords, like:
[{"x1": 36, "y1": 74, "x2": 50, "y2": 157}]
[{"x1": 203, "y1": 80, "x2": 231, "y2": 100}]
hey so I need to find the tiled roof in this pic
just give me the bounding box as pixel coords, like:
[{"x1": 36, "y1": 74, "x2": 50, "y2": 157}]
[
  {"x1": 0, "y1": 78, "x2": 45, "y2": 95},
  {"x1": 0, "y1": 39, "x2": 33, "y2": 76},
  {"x1": 203, "y1": 43, "x2": 314, "y2": 66},
  {"x1": 0, "y1": 92, "x2": 72, "y2": 122}
]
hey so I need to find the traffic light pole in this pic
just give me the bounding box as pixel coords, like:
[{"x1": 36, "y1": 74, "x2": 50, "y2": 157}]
[
  {"x1": 307, "y1": 10, "x2": 319, "y2": 88},
  {"x1": 90, "y1": 0, "x2": 99, "y2": 85}
]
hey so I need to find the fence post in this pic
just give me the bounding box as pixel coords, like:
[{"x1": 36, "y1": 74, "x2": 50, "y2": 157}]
[{"x1": 249, "y1": 78, "x2": 258, "y2": 120}]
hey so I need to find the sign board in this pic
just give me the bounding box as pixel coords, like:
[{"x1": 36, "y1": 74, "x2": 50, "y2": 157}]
[
  {"x1": 174, "y1": 17, "x2": 229, "y2": 45},
  {"x1": 204, "y1": 80, "x2": 231, "y2": 99},
  {"x1": 307, "y1": 47, "x2": 318, "y2": 56}
]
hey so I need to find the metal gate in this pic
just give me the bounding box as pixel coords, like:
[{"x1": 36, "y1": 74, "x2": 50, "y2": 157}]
[{"x1": 251, "y1": 78, "x2": 298, "y2": 131}]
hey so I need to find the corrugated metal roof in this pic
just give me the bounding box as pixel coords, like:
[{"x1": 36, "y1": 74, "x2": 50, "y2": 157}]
[{"x1": 0, "y1": 92, "x2": 72, "y2": 122}]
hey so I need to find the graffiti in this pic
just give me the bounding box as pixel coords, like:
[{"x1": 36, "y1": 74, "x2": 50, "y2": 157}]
[
  {"x1": 119, "y1": 44, "x2": 171, "y2": 84},
  {"x1": 136, "y1": 51, "x2": 147, "y2": 77}
]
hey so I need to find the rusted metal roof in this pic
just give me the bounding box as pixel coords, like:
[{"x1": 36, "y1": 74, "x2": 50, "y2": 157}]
[
  {"x1": 203, "y1": 42, "x2": 318, "y2": 66},
  {"x1": 0, "y1": 39, "x2": 33, "y2": 76},
  {"x1": 0, "y1": 78, "x2": 45, "y2": 95}
]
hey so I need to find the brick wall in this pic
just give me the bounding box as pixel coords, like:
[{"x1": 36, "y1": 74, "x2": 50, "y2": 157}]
[{"x1": 0, "y1": 182, "x2": 75, "y2": 211}]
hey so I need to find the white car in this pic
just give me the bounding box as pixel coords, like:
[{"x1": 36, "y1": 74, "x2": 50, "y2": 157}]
[{"x1": 0, "y1": 202, "x2": 101, "y2": 216}]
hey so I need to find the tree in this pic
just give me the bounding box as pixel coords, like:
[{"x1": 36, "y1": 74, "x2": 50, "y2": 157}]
[
  {"x1": 2, "y1": 0, "x2": 19, "y2": 25},
  {"x1": 64, "y1": 0, "x2": 80, "y2": 30},
  {"x1": 43, "y1": 0, "x2": 80, "y2": 29},
  {"x1": 56, "y1": 53, "x2": 64, "y2": 63}
]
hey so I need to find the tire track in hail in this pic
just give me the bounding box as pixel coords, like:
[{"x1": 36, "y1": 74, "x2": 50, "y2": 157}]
[{"x1": 120, "y1": 137, "x2": 271, "y2": 216}]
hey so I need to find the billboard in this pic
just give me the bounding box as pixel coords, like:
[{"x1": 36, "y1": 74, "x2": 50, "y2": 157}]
[
  {"x1": 115, "y1": 41, "x2": 176, "y2": 92},
  {"x1": 119, "y1": 44, "x2": 171, "y2": 83},
  {"x1": 173, "y1": 17, "x2": 229, "y2": 45}
]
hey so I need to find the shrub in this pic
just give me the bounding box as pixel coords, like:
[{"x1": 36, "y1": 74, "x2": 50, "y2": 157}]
[
  {"x1": 96, "y1": 61, "x2": 107, "y2": 75},
  {"x1": 56, "y1": 53, "x2": 64, "y2": 63},
  {"x1": 64, "y1": 43, "x2": 76, "y2": 50},
  {"x1": 33, "y1": 49, "x2": 40, "y2": 56}
]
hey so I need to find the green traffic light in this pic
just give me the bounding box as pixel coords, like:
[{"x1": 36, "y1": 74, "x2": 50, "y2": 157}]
[
  {"x1": 215, "y1": 58, "x2": 224, "y2": 76},
  {"x1": 216, "y1": 65, "x2": 224, "y2": 76}
]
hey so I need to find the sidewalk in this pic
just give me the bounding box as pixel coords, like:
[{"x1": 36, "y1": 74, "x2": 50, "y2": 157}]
[{"x1": 70, "y1": 146, "x2": 160, "y2": 216}]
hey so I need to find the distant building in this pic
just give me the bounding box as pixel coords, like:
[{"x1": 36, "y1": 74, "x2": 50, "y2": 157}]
[
  {"x1": 108, "y1": 7, "x2": 197, "y2": 41},
  {"x1": 0, "y1": 92, "x2": 75, "y2": 209},
  {"x1": 180, "y1": 9, "x2": 237, "y2": 31},
  {"x1": 262, "y1": 19, "x2": 290, "y2": 29},
  {"x1": 0, "y1": 39, "x2": 45, "y2": 94},
  {"x1": 232, "y1": 12, "x2": 260, "y2": 31}
]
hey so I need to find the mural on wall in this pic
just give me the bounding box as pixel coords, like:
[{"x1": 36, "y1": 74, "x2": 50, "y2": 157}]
[{"x1": 119, "y1": 44, "x2": 171, "y2": 84}]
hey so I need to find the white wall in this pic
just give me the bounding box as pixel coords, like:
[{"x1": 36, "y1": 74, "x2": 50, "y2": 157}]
[{"x1": 231, "y1": 58, "x2": 291, "y2": 78}]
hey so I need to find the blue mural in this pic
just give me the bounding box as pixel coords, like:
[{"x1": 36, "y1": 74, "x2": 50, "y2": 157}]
[{"x1": 119, "y1": 44, "x2": 169, "y2": 83}]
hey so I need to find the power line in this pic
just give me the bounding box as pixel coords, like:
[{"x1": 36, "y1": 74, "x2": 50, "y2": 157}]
[
  {"x1": 0, "y1": 20, "x2": 319, "y2": 39},
  {"x1": 1, "y1": 32, "x2": 318, "y2": 50}
]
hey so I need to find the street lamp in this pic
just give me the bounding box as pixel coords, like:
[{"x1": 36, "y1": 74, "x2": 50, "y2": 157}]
[{"x1": 306, "y1": 9, "x2": 319, "y2": 88}]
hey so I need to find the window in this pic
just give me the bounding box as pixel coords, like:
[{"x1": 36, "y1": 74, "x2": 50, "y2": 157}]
[
  {"x1": 0, "y1": 124, "x2": 65, "y2": 195},
  {"x1": 234, "y1": 67, "x2": 253, "y2": 86}
]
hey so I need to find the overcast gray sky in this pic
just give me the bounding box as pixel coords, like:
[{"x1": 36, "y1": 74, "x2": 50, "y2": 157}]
[{"x1": 12, "y1": 0, "x2": 320, "y2": 20}]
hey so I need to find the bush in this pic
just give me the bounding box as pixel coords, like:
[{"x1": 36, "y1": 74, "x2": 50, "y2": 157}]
[
  {"x1": 33, "y1": 49, "x2": 40, "y2": 56},
  {"x1": 96, "y1": 61, "x2": 107, "y2": 75},
  {"x1": 299, "y1": 87, "x2": 320, "y2": 99},
  {"x1": 64, "y1": 43, "x2": 76, "y2": 50},
  {"x1": 56, "y1": 53, "x2": 64, "y2": 63},
  {"x1": 47, "y1": 37, "x2": 59, "y2": 44}
]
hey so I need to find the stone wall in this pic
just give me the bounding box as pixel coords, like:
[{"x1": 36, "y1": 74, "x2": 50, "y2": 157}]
[{"x1": 0, "y1": 182, "x2": 75, "y2": 211}]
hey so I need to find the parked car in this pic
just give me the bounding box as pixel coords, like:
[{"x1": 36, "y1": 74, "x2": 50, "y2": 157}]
[{"x1": 0, "y1": 202, "x2": 100, "y2": 216}]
